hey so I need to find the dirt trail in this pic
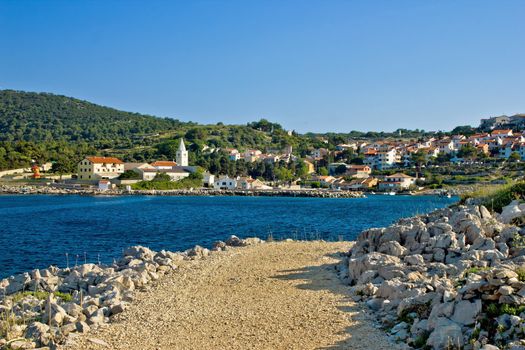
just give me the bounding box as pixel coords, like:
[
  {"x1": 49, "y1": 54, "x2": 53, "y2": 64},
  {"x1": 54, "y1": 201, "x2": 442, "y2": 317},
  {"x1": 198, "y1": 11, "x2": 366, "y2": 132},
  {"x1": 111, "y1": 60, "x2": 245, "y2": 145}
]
[{"x1": 68, "y1": 241, "x2": 400, "y2": 350}]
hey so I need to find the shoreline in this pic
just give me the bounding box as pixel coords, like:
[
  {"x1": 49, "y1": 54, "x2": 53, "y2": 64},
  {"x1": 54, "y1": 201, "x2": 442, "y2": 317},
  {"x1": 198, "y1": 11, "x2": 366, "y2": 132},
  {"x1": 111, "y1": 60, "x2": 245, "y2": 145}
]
[
  {"x1": 0, "y1": 185, "x2": 366, "y2": 198},
  {"x1": 0, "y1": 184, "x2": 461, "y2": 198}
]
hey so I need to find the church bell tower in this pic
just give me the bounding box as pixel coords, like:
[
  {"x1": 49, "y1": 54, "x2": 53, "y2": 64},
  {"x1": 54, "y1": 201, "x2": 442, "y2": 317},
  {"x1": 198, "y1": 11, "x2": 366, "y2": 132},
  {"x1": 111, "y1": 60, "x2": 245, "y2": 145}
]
[{"x1": 176, "y1": 138, "x2": 188, "y2": 166}]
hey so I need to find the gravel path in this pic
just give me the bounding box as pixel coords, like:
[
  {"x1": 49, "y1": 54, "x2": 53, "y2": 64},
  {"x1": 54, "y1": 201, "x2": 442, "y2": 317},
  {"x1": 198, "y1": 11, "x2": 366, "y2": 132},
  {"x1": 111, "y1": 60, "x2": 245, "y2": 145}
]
[{"x1": 67, "y1": 241, "x2": 400, "y2": 350}]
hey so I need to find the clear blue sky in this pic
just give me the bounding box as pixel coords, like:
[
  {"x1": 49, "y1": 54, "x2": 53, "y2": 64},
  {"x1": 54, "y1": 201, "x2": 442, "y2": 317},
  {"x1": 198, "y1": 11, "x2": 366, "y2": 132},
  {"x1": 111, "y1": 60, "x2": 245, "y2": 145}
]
[{"x1": 1, "y1": 1, "x2": 523, "y2": 133}]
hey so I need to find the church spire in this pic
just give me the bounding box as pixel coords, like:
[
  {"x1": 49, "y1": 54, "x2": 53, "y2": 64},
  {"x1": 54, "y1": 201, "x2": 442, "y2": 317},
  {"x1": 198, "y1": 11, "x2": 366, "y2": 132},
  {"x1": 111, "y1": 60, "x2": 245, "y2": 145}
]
[
  {"x1": 178, "y1": 138, "x2": 186, "y2": 152},
  {"x1": 176, "y1": 138, "x2": 188, "y2": 166}
]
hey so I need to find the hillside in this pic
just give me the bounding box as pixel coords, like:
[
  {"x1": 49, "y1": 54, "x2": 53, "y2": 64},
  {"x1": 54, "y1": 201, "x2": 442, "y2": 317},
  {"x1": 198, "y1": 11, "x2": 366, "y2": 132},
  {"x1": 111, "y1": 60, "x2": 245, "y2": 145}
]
[
  {"x1": 0, "y1": 89, "x2": 474, "y2": 173},
  {"x1": 0, "y1": 90, "x2": 185, "y2": 145},
  {"x1": 0, "y1": 90, "x2": 304, "y2": 171}
]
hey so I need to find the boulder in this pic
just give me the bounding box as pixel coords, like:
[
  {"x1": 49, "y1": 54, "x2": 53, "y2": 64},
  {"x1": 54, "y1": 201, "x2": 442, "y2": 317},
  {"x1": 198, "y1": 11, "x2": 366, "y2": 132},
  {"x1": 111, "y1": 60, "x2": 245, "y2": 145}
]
[
  {"x1": 450, "y1": 299, "x2": 481, "y2": 326},
  {"x1": 426, "y1": 318, "x2": 463, "y2": 349},
  {"x1": 500, "y1": 200, "x2": 524, "y2": 224},
  {"x1": 348, "y1": 252, "x2": 401, "y2": 284},
  {"x1": 378, "y1": 241, "x2": 407, "y2": 257},
  {"x1": 404, "y1": 254, "x2": 424, "y2": 266},
  {"x1": 225, "y1": 235, "x2": 247, "y2": 247},
  {"x1": 24, "y1": 322, "x2": 50, "y2": 347}
]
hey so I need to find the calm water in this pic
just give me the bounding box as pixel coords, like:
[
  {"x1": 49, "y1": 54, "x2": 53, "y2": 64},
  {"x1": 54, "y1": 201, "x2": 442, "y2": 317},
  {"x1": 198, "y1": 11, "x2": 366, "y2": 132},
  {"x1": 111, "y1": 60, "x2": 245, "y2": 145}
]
[{"x1": 0, "y1": 194, "x2": 456, "y2": 277}]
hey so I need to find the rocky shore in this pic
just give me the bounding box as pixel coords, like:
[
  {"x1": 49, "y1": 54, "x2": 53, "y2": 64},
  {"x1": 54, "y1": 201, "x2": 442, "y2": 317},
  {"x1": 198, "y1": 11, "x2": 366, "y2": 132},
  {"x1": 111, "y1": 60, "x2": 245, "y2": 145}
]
[
  {"x1": 0, "y1": 236, "x2": 264, "y2": 349},
  {"x1": 342, "y1": 201, "x2": 525, "y2": 349},
  {"x1": 0, "y1": 185, "x2": 363, "y2": 198}
]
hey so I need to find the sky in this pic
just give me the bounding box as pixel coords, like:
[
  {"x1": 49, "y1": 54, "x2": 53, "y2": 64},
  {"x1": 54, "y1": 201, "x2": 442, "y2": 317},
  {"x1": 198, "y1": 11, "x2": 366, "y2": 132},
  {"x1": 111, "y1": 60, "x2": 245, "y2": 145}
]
[{"x1": 0, "y1": 0, "x2": 524, "y2": 133}]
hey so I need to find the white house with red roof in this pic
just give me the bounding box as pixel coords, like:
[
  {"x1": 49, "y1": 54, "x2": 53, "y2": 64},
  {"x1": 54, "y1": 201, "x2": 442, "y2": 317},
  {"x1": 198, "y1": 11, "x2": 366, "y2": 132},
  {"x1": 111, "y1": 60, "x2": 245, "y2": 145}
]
[
  {"x1": 378, "y1": 173, "x2": 416, "y2": 191},
  {"x1": 77, "y1": 156, "x2": 124, "y2": 181}
]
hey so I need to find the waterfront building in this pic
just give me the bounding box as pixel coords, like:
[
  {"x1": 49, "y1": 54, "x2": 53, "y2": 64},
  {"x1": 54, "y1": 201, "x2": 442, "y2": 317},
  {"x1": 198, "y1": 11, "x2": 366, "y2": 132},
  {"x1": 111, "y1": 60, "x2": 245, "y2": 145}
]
[
  {"x1": 77, "y1": 156, "x2": 124, "y2": 181},
  {"x1": 378, "y1": 173, "x2": 416, "y2": 191},
  {"x1": 213, "y1": 175, "x2": 238, "y2": 190}
]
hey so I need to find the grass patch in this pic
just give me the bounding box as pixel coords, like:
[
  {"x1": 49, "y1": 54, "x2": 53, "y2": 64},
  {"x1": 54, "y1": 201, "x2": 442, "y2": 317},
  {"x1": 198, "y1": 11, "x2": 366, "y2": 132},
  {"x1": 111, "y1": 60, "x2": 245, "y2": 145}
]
[
  {"x1": 461, "y1": 181, "x2": 525, "y2": 213},
  {"x1": 10, "y1": 291, "x2": 73, "y2": 303},
  {"x1": 486, "y1": 302, "x2": 525, "y2": 317},
  {"x1": 464, "y1": 266, "x2": 491, "y2": 276},
  {"x1": 516, "y1": 267, "x2": 525, "y2": 282},
  {"x1": 412, "y1": 330, "x2": 430, "y2": 349},
  {"x1": 11, "y1": 291, "x2": 49, "y2": 303}
]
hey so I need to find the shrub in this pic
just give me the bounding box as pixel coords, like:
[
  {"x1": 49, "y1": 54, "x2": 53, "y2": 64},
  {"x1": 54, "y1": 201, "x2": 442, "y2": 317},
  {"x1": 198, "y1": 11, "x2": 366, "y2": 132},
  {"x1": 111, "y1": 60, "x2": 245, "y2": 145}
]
[
  {"x1": 461, "y1": 182, "x2": 525, "y2": 213},
  {"x1": 516, "y1": 267, "x2": 525, "y2": 282}
]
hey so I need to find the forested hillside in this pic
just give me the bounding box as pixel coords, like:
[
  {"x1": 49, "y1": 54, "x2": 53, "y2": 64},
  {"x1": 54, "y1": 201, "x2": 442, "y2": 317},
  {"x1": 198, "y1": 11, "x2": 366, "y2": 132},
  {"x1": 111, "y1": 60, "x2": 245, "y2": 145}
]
[
  {"x1": 0, "y1": 90, "x2": 185, "y2": 144},
  {"x1": 0, "y1": 90, "x2": 457, "y2": 172}
]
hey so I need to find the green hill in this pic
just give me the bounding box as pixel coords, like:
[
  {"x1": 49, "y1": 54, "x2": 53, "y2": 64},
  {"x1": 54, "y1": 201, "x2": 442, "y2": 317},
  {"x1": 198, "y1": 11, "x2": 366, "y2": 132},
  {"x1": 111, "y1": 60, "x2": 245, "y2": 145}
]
[
  {"x1": 0, "y1": 90, "x2": 185, "y2": 145},
  {"x1": 0, "y1": 90, "x2": 304, "y2": 171},
  {"x1": 0, "y1": 89, "x2": 454, "y2": 174}
]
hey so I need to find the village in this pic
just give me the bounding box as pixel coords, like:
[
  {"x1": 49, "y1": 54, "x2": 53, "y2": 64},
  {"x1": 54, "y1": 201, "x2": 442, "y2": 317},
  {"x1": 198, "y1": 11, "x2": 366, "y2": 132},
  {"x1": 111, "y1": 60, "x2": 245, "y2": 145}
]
[{"x1": 2, "y1": 115, "x2": 525, "y2": 195}]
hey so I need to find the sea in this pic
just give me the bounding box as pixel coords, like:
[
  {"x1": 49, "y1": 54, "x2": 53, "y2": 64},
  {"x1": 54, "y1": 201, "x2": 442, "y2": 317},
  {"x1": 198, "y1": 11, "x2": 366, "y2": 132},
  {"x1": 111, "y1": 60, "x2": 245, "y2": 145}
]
[{"x1": 0, "y1": 194, "x2": 457, "y2": 278}]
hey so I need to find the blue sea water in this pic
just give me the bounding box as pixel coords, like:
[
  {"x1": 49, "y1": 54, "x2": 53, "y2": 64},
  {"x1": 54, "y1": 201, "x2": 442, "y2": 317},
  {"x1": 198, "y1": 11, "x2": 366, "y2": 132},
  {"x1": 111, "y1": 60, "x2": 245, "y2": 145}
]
[{"x1": 0, "y1": 194, "x2": 456, "y2": 278}]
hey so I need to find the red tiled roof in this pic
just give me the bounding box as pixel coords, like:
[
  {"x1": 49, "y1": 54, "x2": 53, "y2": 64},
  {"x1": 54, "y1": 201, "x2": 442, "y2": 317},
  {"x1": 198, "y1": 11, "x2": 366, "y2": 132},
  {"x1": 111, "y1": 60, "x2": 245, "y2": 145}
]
[
  {"x1": 151, "y1": 161, "x2": 177, "y2": 167},
  {"x1": 86, "y1": 157, "x2": 123, "y2": 164}
]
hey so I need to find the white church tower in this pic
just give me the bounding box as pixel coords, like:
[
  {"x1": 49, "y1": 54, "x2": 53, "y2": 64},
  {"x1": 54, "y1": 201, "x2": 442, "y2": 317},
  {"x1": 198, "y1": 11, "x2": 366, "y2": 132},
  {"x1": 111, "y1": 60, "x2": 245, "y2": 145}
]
[{"x1": 176, "y1": 138, "x2": 188, "y2": 166}]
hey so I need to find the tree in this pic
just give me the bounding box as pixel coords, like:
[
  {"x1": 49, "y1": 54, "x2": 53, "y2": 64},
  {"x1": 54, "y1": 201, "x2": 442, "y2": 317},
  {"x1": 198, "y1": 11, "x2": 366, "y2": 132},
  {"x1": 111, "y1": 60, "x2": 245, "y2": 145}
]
[
  {"x1": 509, "y1": 152, "x2": 522, "y2": 162},
  {"x1": 274, "y1": 167, "x2": 293, "y2": 182},
  {"x1": 52, "y1": 157, "x2": 76, "y2": 176},
  {"x1": 457, "y1": 144, "x2": 477, "y2": 160},
  {"x1": 153, "y1": 172, "x2": 171, "y2": 181},
  {"x1": 411, "y1": 151, "x2": 427, "y2": 167},
  {"x1": 318, "y1": 167, "x2": 329, "y2": 176},
  {"x1": 334, "y1": 164, "x2": 348, "y2": 175},
  {"x1": 119, "y1": 170, "x2": 141, "y2": 180},
  {"x1": 295, "y1": 161, "x2": 309, "y2": 179}
]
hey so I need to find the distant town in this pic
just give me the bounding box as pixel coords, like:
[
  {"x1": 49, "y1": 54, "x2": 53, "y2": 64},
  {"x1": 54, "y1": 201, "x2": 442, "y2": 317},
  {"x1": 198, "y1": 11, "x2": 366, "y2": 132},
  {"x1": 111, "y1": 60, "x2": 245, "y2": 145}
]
[{"x1": 2, "y1": 114, "x2": 525, "y2": 195}]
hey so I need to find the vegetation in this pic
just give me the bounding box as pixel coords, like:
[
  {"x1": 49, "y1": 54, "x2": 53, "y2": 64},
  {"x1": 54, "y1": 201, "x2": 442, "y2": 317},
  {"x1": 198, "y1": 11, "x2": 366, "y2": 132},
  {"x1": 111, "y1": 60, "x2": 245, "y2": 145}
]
[
  {"x1": 0, "y1": 90, "x2": 470, "y2": 174},
  {"x1": 131, "y1": 171, "x2": 204, "y2": 190},
  {"x1": 516, "y1": 267, "x2": 525, "y2": 282},
  {"x1": 10, "y1": 290, "x2": 72, "y2": 303},
  {"x1": 461, "y1": 182, "x2": 525, "y2": 212}
]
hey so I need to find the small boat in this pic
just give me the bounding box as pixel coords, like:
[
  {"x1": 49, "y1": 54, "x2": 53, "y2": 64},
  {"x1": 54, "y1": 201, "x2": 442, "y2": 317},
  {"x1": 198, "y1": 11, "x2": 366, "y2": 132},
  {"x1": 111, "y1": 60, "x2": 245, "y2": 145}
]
[
  {"x1": 370, "y1": 191, "x2": 376, "y2": 195},
  {"x1": 446, "y1": 194, "x2": 452, "y2": 198},
  {"x1": 384, "y1": 191, "x2": 396, "y2": 196}
]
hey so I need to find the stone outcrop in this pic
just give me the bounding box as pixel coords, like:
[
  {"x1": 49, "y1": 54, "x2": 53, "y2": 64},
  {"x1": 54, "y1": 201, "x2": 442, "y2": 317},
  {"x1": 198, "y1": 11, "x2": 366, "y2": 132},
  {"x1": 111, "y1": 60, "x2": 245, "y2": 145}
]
[{"x1": 343, "y1": 204, "x2": 525, "y2": 349}]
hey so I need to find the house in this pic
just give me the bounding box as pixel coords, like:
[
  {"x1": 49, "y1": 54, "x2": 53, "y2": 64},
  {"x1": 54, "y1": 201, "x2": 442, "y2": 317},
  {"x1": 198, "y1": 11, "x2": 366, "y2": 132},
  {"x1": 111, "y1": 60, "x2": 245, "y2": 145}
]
[
  {"x1": 137, "y1": 168, "x2": 190, "y2": 181},
  {"x1": 334, "y1": 177, "x2": 378, "y2": 190},
  {"x1": 336, "y1": 143, "x2": 358, "y2": 151},
  {"x1": 378, "y1": 173, "x2": 416, "y2": 191},
  {"x1": 375, "y1": 148, "x2": 398, "y2": 170},
  {"x1": 437, "y1": 140, "x2": 455, "y2": 154},
  {"x1": 98, "y1": 180, "x2": 111, "y2": 191},
  {"x1": 244, "y1": 150, "x2": 262, "y2": 162},
  {"x1": 491, "y1": 129, "x2": 513, "y2": 137},
  {"x1": 345, "y1": 165, "x2": 371, "y2": 178},
  {"x1": 227, "y1": 148, "x2": 241, "y2": 161},
  {"x1": 311, "y1": 148, "x2": 328, "y2": 159},
  {"x1": 237, "y1": 177, "x2": 272, "y2": 190},
  {"x1": 476, "y1": 143, "x2": 490, "y2": 155},
  {"x1": 316, "y1": 175, "x2": 337, "y2": 187},
  {"x1": 213, "y1": 176, "x2": 238, "y2": 190},
  {"x1": 303, "y1": 160, "x2": 315, "y2": 174},
  {"x1": 151, "y1": 161, "x2": 178, "y2": 170},
  {"x1": 124, "y1": 162, "x2": 154, "y2": 172},
  {"x1": 77, "y1": 157, "x2": 124, "y2": 181},
  {"x1": 202, "y1": 172, "x2": 215, "y2": 187}
]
